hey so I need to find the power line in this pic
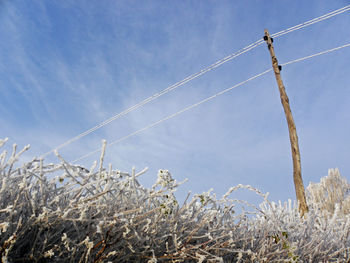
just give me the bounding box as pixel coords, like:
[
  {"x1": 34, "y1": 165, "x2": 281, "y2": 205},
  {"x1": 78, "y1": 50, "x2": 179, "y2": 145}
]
[
  {"x1": 271, "y1": 4, "x2": 350, "y2": 38},
  {"x1": 41, "y1": 4, "x2": 350, "y2": 159},
  {"x1": 72, "y1": 41, "x2": 350, "y2": 163},
  {"x1": 281, "y1": 43, "x2": 350, "y2": 66},
  {"x1": 40, "y1": 39, "x2": 264, "y2": 159},
  {"x1": 72, "y1": 69, "x2": 272, "y2": 163}
]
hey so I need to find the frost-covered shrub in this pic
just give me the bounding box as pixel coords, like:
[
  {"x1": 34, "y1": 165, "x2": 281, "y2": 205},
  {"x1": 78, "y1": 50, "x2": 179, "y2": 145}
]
[
  {"x1": 307, "y1": 168, "x2": 350, "y2": 216},
  {"x1": 0, "y1": 137, "x2": 350, "y2": 262}
]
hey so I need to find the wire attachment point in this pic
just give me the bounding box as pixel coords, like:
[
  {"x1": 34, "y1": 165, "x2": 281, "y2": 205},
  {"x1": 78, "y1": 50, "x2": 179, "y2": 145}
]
[{"x1": 264, "y1": 36, "x2": 274, "y2": 43}]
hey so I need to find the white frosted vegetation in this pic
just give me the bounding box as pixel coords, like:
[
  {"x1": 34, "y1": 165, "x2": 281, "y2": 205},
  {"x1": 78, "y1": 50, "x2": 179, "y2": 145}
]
[
  {"x1": 0, "y1": 138, "x2": 349, "y2": 262},
  {"x1": 307, "y1": 168, "x2": 350, "y2": 216}
]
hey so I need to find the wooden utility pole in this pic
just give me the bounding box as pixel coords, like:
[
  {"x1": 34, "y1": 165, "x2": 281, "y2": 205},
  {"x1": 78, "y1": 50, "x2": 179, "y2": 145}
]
[{"x1": 264, "y1": 29, "x2": 308, "y2": 217}]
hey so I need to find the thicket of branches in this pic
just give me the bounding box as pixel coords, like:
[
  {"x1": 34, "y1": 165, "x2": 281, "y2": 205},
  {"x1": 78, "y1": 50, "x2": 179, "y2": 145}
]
[{"x1": 0, "y1": 138, "x2": 349, "y2": 262}]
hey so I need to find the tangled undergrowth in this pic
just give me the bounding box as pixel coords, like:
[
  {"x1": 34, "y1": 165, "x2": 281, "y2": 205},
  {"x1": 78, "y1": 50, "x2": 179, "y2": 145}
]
[{"x1": 0, "y1": 138, "x2": 349, "y2": 262}]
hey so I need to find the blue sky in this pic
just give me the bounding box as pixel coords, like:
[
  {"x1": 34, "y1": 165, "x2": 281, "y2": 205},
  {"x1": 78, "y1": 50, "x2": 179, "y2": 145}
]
[{"x1": 1, "y1": 1, "x2": 350, "y2": 205}]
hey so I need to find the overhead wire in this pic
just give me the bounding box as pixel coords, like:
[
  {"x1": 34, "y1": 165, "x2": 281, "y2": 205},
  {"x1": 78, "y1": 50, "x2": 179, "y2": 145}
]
[
  {"x1": 271, "y1": 4, "x2": 350, "y2": 38},
  {"x1": 72, "y1": 41, "x2": 350, "y2": 163},
  {"x1": 281, "y1": 43, "x2": 350, "y2": 66},
  {"x1": 40, "y1": 39, "x2": 264, "y2": 159},
  {"x1": 73, "y1": 69, "x2": 272, "y2": 163},
  {"x1": 41, "y1": 4, "x2": 350, "y2": 159}
]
